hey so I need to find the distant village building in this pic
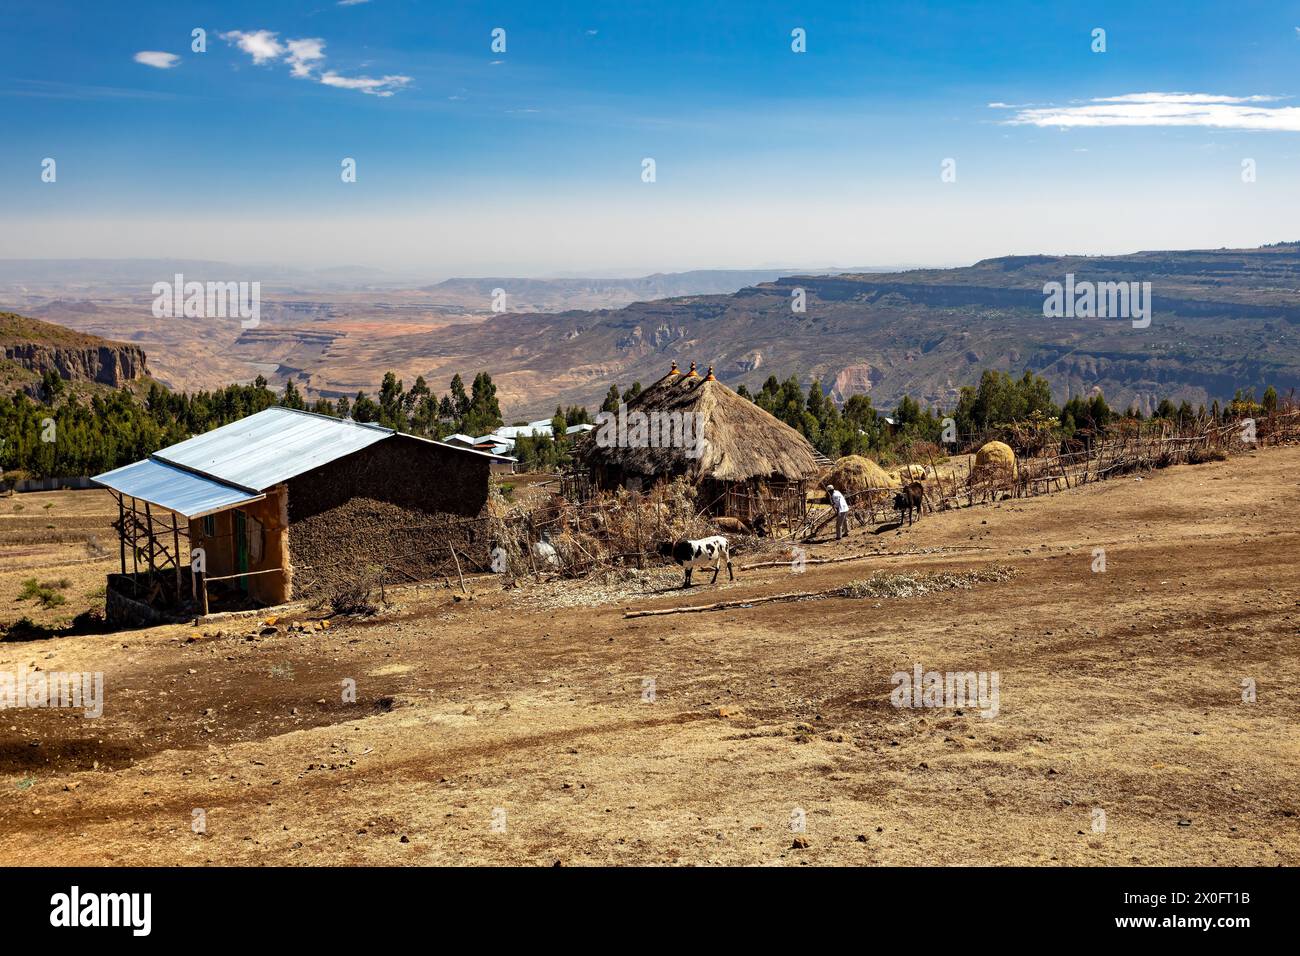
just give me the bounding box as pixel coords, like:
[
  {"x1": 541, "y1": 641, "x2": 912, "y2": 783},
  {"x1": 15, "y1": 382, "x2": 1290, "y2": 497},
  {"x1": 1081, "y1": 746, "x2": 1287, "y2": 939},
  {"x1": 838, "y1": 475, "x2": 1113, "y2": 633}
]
[
  {"x1": 578, "y1": 361, "x2": 820, "y2": 523},
  {"x1": 94, "y1": 407, "x2": 509, "y2": 622},
  {"x1": 493, "y1": 420, "x2": 556, "y2": 440},
  {"x1": 444, "y1": 417, "x2": 568, "y2": 473}
]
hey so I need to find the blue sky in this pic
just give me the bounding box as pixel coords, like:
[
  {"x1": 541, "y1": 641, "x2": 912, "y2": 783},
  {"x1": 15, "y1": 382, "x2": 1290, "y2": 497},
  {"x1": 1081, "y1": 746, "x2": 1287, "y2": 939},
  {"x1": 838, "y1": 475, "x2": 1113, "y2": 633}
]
[{"x1": 3, "y1": 0, "x2": 1300, "y2": 274}]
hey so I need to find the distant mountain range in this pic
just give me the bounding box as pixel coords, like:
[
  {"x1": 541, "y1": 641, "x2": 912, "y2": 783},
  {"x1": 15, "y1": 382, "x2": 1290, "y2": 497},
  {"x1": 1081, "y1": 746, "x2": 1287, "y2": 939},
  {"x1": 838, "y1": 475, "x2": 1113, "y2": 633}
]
[
  {"x1": 386, "y1": 244, "x2": 1300, "y2": 418},
  {"x1": 417, "y1": 269, "x2": 893, "y2": 311},
  {"x1": 0, "y1": 260, "x2": 894, "y2": 300},
  {"x1": 3, "y1": 247, "x2": 1298, "y2": 420}
]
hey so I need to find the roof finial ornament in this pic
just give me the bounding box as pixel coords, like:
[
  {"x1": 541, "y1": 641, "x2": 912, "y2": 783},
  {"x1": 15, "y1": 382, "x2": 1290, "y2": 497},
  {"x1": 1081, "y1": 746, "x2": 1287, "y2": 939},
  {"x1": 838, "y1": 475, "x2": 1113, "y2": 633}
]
[
  {"x1": 705, "y1": 366, "x2": 716, "y2": 381},
  {"x1": 669, "y1": 360, "x2": 679, "y2": 376},
  {"x1": 687, "y1": 361, "x2": 698, "y2": 378}
]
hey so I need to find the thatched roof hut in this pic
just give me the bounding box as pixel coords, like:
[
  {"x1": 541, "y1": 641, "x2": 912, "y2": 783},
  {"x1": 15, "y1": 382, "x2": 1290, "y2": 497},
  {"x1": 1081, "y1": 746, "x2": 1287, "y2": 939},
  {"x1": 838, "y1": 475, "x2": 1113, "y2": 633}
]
[{"x1": 579, "y1": 362, "x2": 820, "y2": 522}]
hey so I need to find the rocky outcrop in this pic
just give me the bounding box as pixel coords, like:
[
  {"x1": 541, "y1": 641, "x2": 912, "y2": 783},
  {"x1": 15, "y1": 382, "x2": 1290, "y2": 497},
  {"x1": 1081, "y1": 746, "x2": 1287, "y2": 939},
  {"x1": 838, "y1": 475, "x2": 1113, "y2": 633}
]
[
  {"x1": 2, "y1": 342, "x2": 149, "y2": 386},
  {"x1": 830, "y1": 363, "x2": 883, "y2": 401}
]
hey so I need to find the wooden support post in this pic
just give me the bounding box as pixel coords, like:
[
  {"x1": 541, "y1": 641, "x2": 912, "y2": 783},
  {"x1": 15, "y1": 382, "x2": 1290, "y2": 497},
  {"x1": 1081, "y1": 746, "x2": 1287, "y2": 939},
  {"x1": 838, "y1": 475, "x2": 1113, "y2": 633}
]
[
  {"x1": 129, "y1": 497, "x2": 139, "y2": 595},
  {"x1": 450, "y1": 547, "x2": 468, "y2": 595},
  {"x1": 144, "y1": 502, "x2": 156, "y2": 580},
  {"x1": 117, "y1": 494, "x2": 126, "y2": 576},
  {"x1": 172, "y1": 511, "x2": 182, "y2": 600}
]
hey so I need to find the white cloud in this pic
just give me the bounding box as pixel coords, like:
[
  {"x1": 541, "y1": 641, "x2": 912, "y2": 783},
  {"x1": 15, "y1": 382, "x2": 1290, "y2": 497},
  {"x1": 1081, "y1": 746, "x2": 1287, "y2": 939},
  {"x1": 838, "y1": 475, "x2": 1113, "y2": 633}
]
[
  {"x1": 221, "y1": 28, "x2": 409, "y2": 96},
  {"x1": 133, "y1": 51, "x2": 179, "y2": 69},
  {"x1": 1093, "y1": 92, "x2": 1280, "y2": 104},
  {"x1": 285, "y1": 38, "x2": 326, "y2": 78},
  {"x1": 338, "y1": 0, "x2": 372, "y2": 5},
  {"x1": 318, "y1": 71, "x2": 411, "y2": 97},
  {"x1": 221, "y1": 29, "x2": 285, "y2": 65},
  {"x1": 994, "y1": 92, "x2": 1300, "y2": 132}
]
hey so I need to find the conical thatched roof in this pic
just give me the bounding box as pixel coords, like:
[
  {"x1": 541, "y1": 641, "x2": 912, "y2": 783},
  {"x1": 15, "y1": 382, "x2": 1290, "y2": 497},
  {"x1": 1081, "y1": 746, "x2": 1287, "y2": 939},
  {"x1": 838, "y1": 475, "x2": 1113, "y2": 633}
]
[{"x1": 580, "y1": 366, "x2": 820, "y2": 483}]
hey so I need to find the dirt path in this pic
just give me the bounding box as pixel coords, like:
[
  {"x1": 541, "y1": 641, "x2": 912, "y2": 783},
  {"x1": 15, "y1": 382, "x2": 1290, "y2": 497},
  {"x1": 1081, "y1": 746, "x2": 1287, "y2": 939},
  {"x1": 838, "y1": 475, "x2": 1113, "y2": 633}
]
[{"x1": 1, "y1": 448, "x2": 1297, "y2": 865}]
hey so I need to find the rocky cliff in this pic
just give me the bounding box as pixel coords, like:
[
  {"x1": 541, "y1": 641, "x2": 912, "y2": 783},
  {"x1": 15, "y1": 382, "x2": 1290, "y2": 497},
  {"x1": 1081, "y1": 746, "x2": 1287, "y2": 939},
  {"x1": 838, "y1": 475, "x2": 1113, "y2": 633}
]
[{"x1": 0, "y1": 312, "x2": 150, "y2": 387}]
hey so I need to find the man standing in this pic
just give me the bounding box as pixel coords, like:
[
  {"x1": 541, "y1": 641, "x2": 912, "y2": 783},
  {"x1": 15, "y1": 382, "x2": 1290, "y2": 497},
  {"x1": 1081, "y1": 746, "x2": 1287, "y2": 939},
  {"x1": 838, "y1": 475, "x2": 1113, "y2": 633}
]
[{"x1": 827, "y1": 484, "x2": 850, "y2": 540}]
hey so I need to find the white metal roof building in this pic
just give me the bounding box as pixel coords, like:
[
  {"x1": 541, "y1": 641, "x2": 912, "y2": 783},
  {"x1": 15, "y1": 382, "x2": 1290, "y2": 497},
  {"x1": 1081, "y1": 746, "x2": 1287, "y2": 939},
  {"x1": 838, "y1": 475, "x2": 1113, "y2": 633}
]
[
  {"x1": 94, "y1": 406, "x2": 513, "y2": 620},
  {"x1": 491, "y1": 419, "x2": 556, "y2": 440},
  {"x1": 94, "y1": 406, "x2": 507, "y2": 520}
]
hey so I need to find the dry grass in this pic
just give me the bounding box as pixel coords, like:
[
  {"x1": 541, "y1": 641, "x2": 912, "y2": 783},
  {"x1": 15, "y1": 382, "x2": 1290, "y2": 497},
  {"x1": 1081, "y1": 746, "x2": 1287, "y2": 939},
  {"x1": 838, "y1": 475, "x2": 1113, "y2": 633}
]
[
  {"x1": 838, "y1": 565, "x2": 1017, "y2": 599},
  {"x1": 486, "y1": 476, "x2": 716, "y2": 581},
  {"x1": 0, "y1": 489, "x2": 116, "y2": 635}
]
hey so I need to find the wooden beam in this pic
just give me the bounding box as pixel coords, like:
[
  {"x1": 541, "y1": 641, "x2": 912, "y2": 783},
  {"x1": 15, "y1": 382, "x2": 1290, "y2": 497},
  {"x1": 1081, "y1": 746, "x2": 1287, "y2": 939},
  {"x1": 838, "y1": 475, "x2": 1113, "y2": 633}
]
[
  {"x1": 172, "y1": 511, "x2": 182, "y2": 598},
  {"x1": 129, "y1": 497, "x2": 139, "y2": 594},
  {"x1": 144, "y1": 501, "x2": 156, "y2": 580},
  {"x1": 116, "y1": 493, "x2": 126, "y2": 576}
]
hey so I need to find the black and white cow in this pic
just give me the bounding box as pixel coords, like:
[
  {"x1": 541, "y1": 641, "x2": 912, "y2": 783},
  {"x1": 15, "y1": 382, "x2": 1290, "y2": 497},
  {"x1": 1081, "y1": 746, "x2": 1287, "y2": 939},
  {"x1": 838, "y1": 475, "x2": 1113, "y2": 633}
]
[{"x1": 657, "y1": 535, "x2": 734, "y2": 587}]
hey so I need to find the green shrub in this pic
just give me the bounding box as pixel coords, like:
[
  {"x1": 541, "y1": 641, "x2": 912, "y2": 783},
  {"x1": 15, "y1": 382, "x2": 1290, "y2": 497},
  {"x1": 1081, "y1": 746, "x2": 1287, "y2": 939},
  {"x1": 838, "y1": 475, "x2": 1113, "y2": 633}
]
[{"x1": 17, "y1": 577, "x2": 69, "y2": 608}]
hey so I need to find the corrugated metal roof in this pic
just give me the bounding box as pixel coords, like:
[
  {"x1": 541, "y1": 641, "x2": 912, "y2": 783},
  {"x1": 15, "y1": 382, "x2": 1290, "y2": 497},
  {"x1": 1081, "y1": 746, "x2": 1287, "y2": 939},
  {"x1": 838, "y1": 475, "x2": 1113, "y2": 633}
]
[
  {"x1": 93, "y1": 458, "x2": 264, "y2": 519},
  {"x1": 152, "y1": 407, "x2": 392, "y2": 491},
  {"x1": 492, "y1": 422, "x2": 553, "y2": 439},
  {"x1": 394, "y1": 433, "x2": 517, "y2": 462}
]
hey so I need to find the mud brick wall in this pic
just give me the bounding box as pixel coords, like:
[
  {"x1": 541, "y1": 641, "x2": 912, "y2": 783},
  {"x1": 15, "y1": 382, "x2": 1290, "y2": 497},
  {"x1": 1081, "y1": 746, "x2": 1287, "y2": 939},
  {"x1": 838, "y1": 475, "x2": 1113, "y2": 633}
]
[{"x1": 285, "y1": 436, "x2": 492, "y2": 598}]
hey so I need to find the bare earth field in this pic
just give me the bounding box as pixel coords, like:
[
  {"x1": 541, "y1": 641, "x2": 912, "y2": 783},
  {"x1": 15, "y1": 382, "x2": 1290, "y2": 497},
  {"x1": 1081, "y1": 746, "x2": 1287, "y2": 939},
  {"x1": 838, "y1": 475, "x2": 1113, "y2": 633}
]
[
  {"x1": 0, "y1": 490, "x2": 116, "y2": 634},
  {"x1": 0, "y1": 447, "x2": 1297, "y2": 866}
]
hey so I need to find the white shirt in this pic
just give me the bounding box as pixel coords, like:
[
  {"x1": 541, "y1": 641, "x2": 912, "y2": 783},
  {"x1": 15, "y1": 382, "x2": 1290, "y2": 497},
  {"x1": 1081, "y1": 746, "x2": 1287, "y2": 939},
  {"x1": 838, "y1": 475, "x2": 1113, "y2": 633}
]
[{"x1": 830, "y1": 490, "x2": 849, "y2": 514}]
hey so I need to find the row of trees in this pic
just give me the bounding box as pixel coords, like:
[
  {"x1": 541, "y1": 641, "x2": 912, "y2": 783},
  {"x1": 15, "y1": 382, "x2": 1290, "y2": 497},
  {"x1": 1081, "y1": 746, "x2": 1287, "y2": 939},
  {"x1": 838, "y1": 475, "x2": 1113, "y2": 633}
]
[
  {"x1": 735, "y1": 371, "x2": 1282, "y2": 460},
  {"x1": 0, "y1": 366, "x2": 1287, "y2": 479},
  {"x1": 0, "y1": 381, "x2": 282, "y2": 480},
  {"x1": 0, "y1": 370, "x2": 510, "y2": 480},
  {"x1": 278, "y1": 371, "x2": 506, "y2": 439}
]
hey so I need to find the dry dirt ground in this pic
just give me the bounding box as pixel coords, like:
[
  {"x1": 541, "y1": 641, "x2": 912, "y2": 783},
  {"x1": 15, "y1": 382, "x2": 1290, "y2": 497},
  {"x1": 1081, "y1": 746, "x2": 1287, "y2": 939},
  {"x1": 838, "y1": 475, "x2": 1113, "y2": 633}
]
[
  {"x1": 0, "y1": 448, "x2": 1297, "y2": 866},
  {"x1": 0, "y1": 489, "x2": 116, "y2": 634}
]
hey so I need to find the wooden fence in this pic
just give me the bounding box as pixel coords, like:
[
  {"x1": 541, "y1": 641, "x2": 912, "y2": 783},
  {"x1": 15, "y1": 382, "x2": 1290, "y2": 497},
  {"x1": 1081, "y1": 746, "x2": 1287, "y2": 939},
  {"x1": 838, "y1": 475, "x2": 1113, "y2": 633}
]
[{"x1": 800, "y1": 408, "x2": 1300, "y2": 539}]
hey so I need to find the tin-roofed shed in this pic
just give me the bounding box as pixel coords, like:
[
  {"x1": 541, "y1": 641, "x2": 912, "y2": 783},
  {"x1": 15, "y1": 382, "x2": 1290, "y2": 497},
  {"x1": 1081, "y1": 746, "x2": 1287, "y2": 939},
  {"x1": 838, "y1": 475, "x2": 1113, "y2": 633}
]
[{"x1": 94, "y1": 407, "x2": 508, "y2": 623}]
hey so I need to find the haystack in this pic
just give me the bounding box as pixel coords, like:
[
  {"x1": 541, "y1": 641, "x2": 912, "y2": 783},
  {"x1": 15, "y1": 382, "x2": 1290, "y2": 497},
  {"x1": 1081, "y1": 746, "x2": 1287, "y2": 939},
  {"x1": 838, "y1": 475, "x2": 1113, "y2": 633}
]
[
  {"x1": 825, "y1": 455, "x2": 898, "y2": 493},
  {"x1": 974, "y1": 440, "x2": 1017, "y2": 478},
  {"x1": 897, "y1": 463, "x2": 927, "y2": 480}
]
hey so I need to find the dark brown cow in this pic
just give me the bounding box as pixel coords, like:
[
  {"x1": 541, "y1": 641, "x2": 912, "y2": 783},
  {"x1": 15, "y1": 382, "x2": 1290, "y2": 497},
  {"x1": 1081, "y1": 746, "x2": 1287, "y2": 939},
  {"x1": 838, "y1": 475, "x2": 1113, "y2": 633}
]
[{"x1": 892, "y1": 481, "x2": 924, "y2": 526}]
